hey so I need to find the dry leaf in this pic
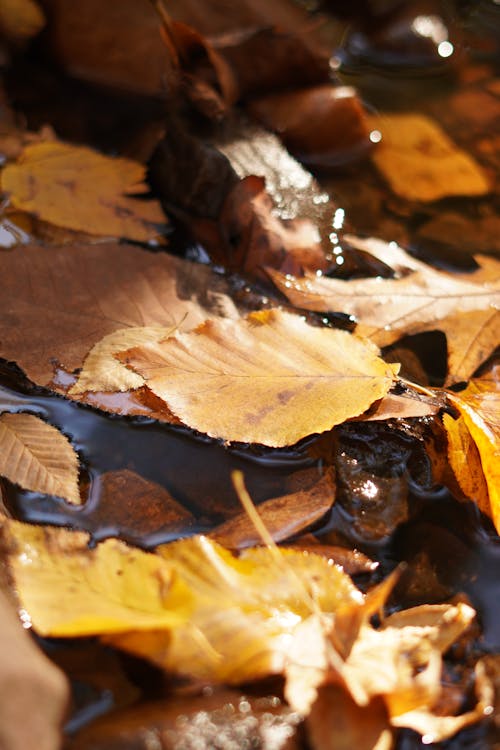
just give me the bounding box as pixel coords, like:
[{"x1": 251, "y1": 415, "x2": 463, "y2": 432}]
[
  {"x1": 1, "y1": 141, "x2": 168, "y2": 242},
  {"x1": 367, "y1": 113, "x2": 490, "y2": 202},
  {"x1": 210, "y1": 468, "x2": 335, "y2": 549},
  {"x1": 0, "y1": 0, "x2": 44, "y2": 42},
  {"x1": 445, "y1": 375, "x2": 500, "y2": 531},
  {"x1": 268, "y1": 238, "x2": 499, "y2": 382},
  {"x1": 0, "y1": 413, "x2": 80, "y2": 504},
  {"x1": 0, "y1": 242, "x2": 238, "y2": 389},
  {"x1": 69, "y1": 326, "x2": 176, "y2": 395},
  {"x1": 119, "y1": 309, "x2": 399, "y2": 447}
]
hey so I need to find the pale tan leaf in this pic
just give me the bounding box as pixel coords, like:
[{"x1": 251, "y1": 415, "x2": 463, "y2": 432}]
[
  {"x1": 0, "y1": 413, "x2": 80, "y2": 504},
  {"x1": 367, "y1": 113, "x2": 490, "y2": 202},
  {"x1": 119, "y1": 309, "x2": 399, "y2": 447},
  {"x1": 69, "y1": 326, "x2": 175, "y2": 395},
  {"x1": 1, "y1": 141, "x2": 168, "y2": 242}
]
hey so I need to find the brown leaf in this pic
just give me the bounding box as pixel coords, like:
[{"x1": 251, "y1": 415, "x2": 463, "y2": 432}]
[
  {"x1": 0, "y1": 412, "x2": 80, "y2": 504},
  {"x1": 367, "y1": 113, "x2": 490, "y2": 202},
  {"x1": 0, "y1": 0, "x2": 44, "y2": 42},
  {"x1": 210, "y1": 468, "x2": 335, "y2": 549},
  {"x1": 0, "y1": 241, "x2": 238, "y2": 388},
  {"x1": 268, "y1": 237, "x2": 500, "y2": 381},
  {"x1": 119, "y1": 309, "x2": 399, "y2": 447},
  {"x1": 1, "y1": 141, "x2": 168, "y2": 242}
]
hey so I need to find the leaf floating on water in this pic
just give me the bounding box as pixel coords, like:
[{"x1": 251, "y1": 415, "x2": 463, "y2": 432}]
[
  {"x1": 444, "y1": 372, "x2": 500, "y2": 532},
  {"x1": 69, "y1": 326, "x2": 176, "y2": 395},
  {"x1": 1, "y1": 141, "x2": 168, "y2": 242},
  {"x1": 367, "y1": 113, "x2": 490, "y2": 202},
  {"x1": 0, "y1": 413, "x2": 80, "y2": 504},
  {"x1": 119, "y1": 309, "x2": 399, "y2": 447}
]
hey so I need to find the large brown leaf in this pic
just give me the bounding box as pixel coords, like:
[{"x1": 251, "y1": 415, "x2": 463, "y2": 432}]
[
  {"x1": 119, "y1": 309, "x2": 399, "y2": 447},
  {"x1": 268, "y1": 238, "x2": 500, "y2": 384},
  {"x1": 1, "y1": 141, "x2": 168, "y2": 242},
  {"x1": 0, "y1": 242, "x2": 238, "y2": 388},
  {"x1": 0, "y1": 413, "x2": 80, "y2": 504}
]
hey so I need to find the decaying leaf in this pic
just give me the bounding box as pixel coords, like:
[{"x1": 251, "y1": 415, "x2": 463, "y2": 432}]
[
  {"x1": 367, "y1": 113, "x2": 490, "y2": 202},
  {"x1": 69, "y1": 326, "x2": 176, "y2": 395},
  {"x1": 0, "y1": 412, "x2": 80, "y2": 504},
  {"x1": 1, "y1": 141, "x2": 168, "y2": 242},
  {"x1": 119, "y1": 309, "x2": 399, "y2": 447},
  {"x1": 444, "y1": 374, "x2": 500, "y2": 532},
  {"x1": 210, "y1": 468, "x2": 335, "y2": 549},
  {"x1": 268, "y1": 238, "x2": 499, "y2": 383},
  {"x1": 2, "y1": 520, "x2": 490, "y2": 743},
  {"x1": 0, "y1": 242, "x2": 238, "y2": 389}
]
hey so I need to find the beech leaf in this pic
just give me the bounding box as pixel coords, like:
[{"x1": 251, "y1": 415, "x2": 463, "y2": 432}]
[
  {"x1": 1, "y1": 141, "x2": 168, "y2": 242},
  {"x1": 367, "y1": 113, "x2": 490, "y2": 202},
  {"x1": 0, "y1": 413, "x2": 80, "y2": 504},
  {"x1": 268, "y1": 238, "x2": 499, "y2": 384},
  {"x1": 119, "y1": 309, "x2": 399, "y2": 447},
  {"x1": 444, "y1": 374, "x2": 500, "y2": 532}
]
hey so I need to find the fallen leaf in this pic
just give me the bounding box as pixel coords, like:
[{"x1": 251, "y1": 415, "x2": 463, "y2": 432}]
[
  {"x1": 1, "y1": 520, "x2": 192, "y2": 637},
  {"x1": 1, "y1": 141, "x2": 168, "y2": 242},
  {"x1": 444, "y1": 374, "x2": 500, "y2": 531},
  {"x1": 268, "y1": 238, "x2": 500, "y2": 381},
  {"x1": 0, "y1": 0, "x2": 44, "y2": 42},
  {"x1": 367, "y1": 113, "x2": 490, "y2": 202},
  {"x1": 0, "y1": 412, "x2": 80, "y2": 504},
  {"x1": 69, "y1": 326, "x2": 176, "y2": 395},
  {"x1": 210, "y1": 468, "x2": 335, "y2": 549},
  {"x1": 0, "y1": 242, "x2": 238, "y2": 389},
  {"x1": 119, "y1": 309, "x2": 399, "y2": 447}
]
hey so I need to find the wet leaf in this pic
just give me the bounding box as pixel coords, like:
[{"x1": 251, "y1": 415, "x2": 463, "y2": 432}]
[
  {"x1": 367, "y1": 113, "x2": 490, "y2": 202},
  {"x1": 0, "y1": 412, "x2": 80, "y2": 504},
  {"x1": 444, "y1": 374, "x2": 500, "y2": 531},
  {"x1": 268, "y1": 238, "x2": 499, "y2": 382},
  {"x1": 0, "y1": 241, "x2": 238, "y2": 389},
  {"x1": 119, "y1": 309, "x2": 399, "y2": 447},
  {"x1": 1, "y1": 141, "x2": 168, "y2": 242},
  {"x1": 1, "y1": 520, "x2": 192, "y2": 637},
  {"x1": 210, "y1": 468, "x2": 335, "y2": 549}
]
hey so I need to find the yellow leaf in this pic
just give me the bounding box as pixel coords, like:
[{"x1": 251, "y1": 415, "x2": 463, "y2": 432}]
[
  {"x1": 69, "y1": 326, "x2": 175, "y2": 395},
  {"x1": 445, "y1": 375, "x2": 500, "y2": 531},
  {"x1": 367, "y1": 113, "x2": 490, "y2": 202},
  {"x1": 118, "y1": 309, "x2": 399, "y2": 447},
  {"x1": 0, "y1": 0, "x2": 44, "y2": 42},
  {"x1": 0, "y1": 413, "x2": 80, "y2": 504},
  {"x1": 1, "y1": 141, "x2": 168, "y2": 242},
  {"x1": 2, "y1": 520, "x2": 192, "y2": 637},
  {"x1": 442, "y1": 412, "x2": 490, "y2": 517}
]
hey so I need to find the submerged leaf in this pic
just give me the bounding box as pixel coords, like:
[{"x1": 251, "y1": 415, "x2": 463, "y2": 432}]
[
  {"x1": 367, "y1": 113, "x2": 490, "y2": 202},
  {"x1": 0, "y1": 413, "x2": 80, "y2": 504},
  {"x1": 1, "y1": 141, "x2": 168, "y2": 242},
  {"x1": 119, "y1": 309, "x2": 399, "y2": 446}
]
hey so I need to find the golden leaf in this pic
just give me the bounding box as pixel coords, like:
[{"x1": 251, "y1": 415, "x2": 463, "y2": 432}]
[
  {"x1": 0, "y1": 413, "x2": 80, "y2": 504},
  {"x1": 445, "y1": 374, "x2": 500, "y2": 531},
  {"x1": 268, "y1": 238, "x2": 499, "y2": 384},
  {"x1": 1, "y1": 141, "x2": 168, "y2": 242},
  {"x1": 2, "y1": 520, "x2": 192, "y2": 637},
  {"x1": 118, "y1": 309, "x2": 399, "y2": 447},
  {"x1": 367, "y1": 113, "x2": 490, "y2": 202},
  {"x1": 69, "y1": 326, "x2": 175, "y2": 395}
]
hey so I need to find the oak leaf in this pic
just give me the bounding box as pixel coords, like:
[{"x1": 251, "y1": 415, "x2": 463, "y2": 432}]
[
  {"x1": 0, "y1": 413, "x2": 80, "y2": 504},
  {"x1": 119, "y1": 309, "x2": 399, "y2": 447},
  {"x1": 268, "y1": 238, "x2": 499, "y2": 384},
  {"x1": 1, "y1": 141, "x2": 168, "y2": 242},
  {"x1": 444, "y1": 373, "x2": 500, "y2": 532},
  {"x1": 367, "y1": 113, "x2": 490, "y2": 202},
  {"x1": 0, "y1": 242, "x2": 238, "y2": 391}
]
